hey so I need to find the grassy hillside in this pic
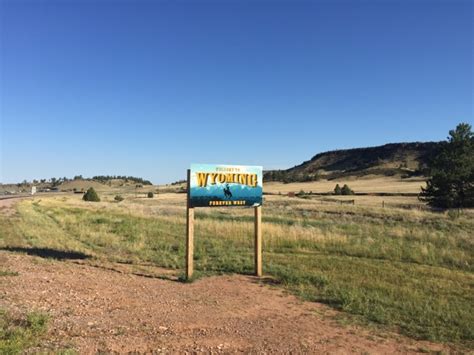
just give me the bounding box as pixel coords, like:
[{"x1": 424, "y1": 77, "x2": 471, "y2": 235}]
[
  {"x1": 265, "y1": 142, "x2": 441, "y2": 182},
  {"x1": 59, "y1": 180, "x2": 110, "y2": 192}
]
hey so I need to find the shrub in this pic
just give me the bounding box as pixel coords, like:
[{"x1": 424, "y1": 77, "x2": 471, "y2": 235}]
[
  {"x1": 83, "y1": 187, "x2": 100, "y2": 202},
  {"x1": 334, "y1": 184, "x2": 342, "y2": 195},
  {"x1": 147, "y1": 192, "x2": 154, "y2": 198},
  {"x1": 341, "y1": 184, "x2": 354, "y2": 195},
  {"x1": 114, "y1": 195, "x2": 124, "y2": 202}
]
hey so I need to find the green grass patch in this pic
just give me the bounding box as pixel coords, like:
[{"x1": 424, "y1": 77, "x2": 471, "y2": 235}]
[
  {"x1": 266, "y1": 254, "x2": 473, "y2": 342},
  {"x1": 0, "y1": 310, "x2": 49, "y2": 354}
]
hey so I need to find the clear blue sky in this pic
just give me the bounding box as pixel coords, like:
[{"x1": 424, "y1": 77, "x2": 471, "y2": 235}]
[{"x1": 1, "y1": 0, "x2": 472, "y2": 184}]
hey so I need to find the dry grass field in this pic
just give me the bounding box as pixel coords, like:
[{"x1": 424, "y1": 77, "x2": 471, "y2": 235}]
[
  {"x1": 0, "y1": 180, "x2": 473, "y2": 352},
  {"x1": 264, "y1": 176, "x2": 426, "y2": 194}
]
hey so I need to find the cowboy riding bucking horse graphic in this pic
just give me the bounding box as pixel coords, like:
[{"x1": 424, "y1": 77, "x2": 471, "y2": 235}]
[{"x1": 223, "y1": 184, "x2": 232, "y2": 199}]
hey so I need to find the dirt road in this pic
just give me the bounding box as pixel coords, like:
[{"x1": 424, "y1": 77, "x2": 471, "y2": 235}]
[{"x1": 0, "y1": 251, "x2": 450, "y2": 353}]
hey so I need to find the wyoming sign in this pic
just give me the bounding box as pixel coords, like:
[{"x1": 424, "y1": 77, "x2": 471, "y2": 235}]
[
  {"x1": 189, "y1": 164, "x2": 263, "y2": 208},
  {"x1": 185, "y1": 163, "x2": 264, "y2": 279}
]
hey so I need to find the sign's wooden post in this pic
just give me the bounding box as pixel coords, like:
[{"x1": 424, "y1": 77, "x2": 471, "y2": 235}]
[
  {"x1": 186, "y1": 169, "x2": 194, "y2": 280},
  {"x1": 254, "y1": 205, "x2": 262, "y2": 277}
]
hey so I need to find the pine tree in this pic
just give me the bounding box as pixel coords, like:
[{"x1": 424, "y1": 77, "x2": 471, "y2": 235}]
[
  {"x1": 420, "y1": 123, "x2": 474, "y2": 208},
  {"x1": 341, "y1": 184, "x2": 354, "y2": 195},
  {"x1": 334, "y1": 184, "x2": 342, "y2": 195}
]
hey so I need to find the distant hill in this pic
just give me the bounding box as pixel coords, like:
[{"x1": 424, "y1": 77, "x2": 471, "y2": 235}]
[
  {"x1": 264, "y1": 142, "x2": 441, "y2": 182},
  {"x1": 59, "y1": 177, "x2": 152, "y2": 191},
  {"x1": 1, "y1": 176, "x2": 154, "y2": 196},
  {"x1": 58, "y1": 179, "x2": 110, "y2": 192}
]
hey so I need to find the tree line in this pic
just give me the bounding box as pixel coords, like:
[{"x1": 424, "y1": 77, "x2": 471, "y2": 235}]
[{"x1": 16, "y1": 175, "x2": 153, "y2": 187}]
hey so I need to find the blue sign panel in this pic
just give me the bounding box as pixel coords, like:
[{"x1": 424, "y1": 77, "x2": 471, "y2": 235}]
[{"x1": 189, "y1": 164, "x2": 263, "y2": 208}]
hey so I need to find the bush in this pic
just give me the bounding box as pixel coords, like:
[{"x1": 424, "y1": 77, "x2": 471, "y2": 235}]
[
  {"x1": 114, "y1": 195, "x2": 124, "y2": 202},
  {"x1": 334, "y1": 184, "x2": 342, "y2": 195},
  {"x1": 341, "y1": 184, "x2": 354, "y2": 195},
  {"x1": 83, "y1": 187, "x2": 100, "y2": 202},
  {"x1": 147, "y1": 192, "x2": 154, "y2": 198}
]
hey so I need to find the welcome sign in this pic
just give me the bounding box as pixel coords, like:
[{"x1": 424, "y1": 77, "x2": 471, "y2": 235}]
[
  {"x1": 185, "y1": 163, "x2": 264, "y2": 279},
  {"x1": 189, "y1": 164, "x2": 263, "y2": 207}
]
